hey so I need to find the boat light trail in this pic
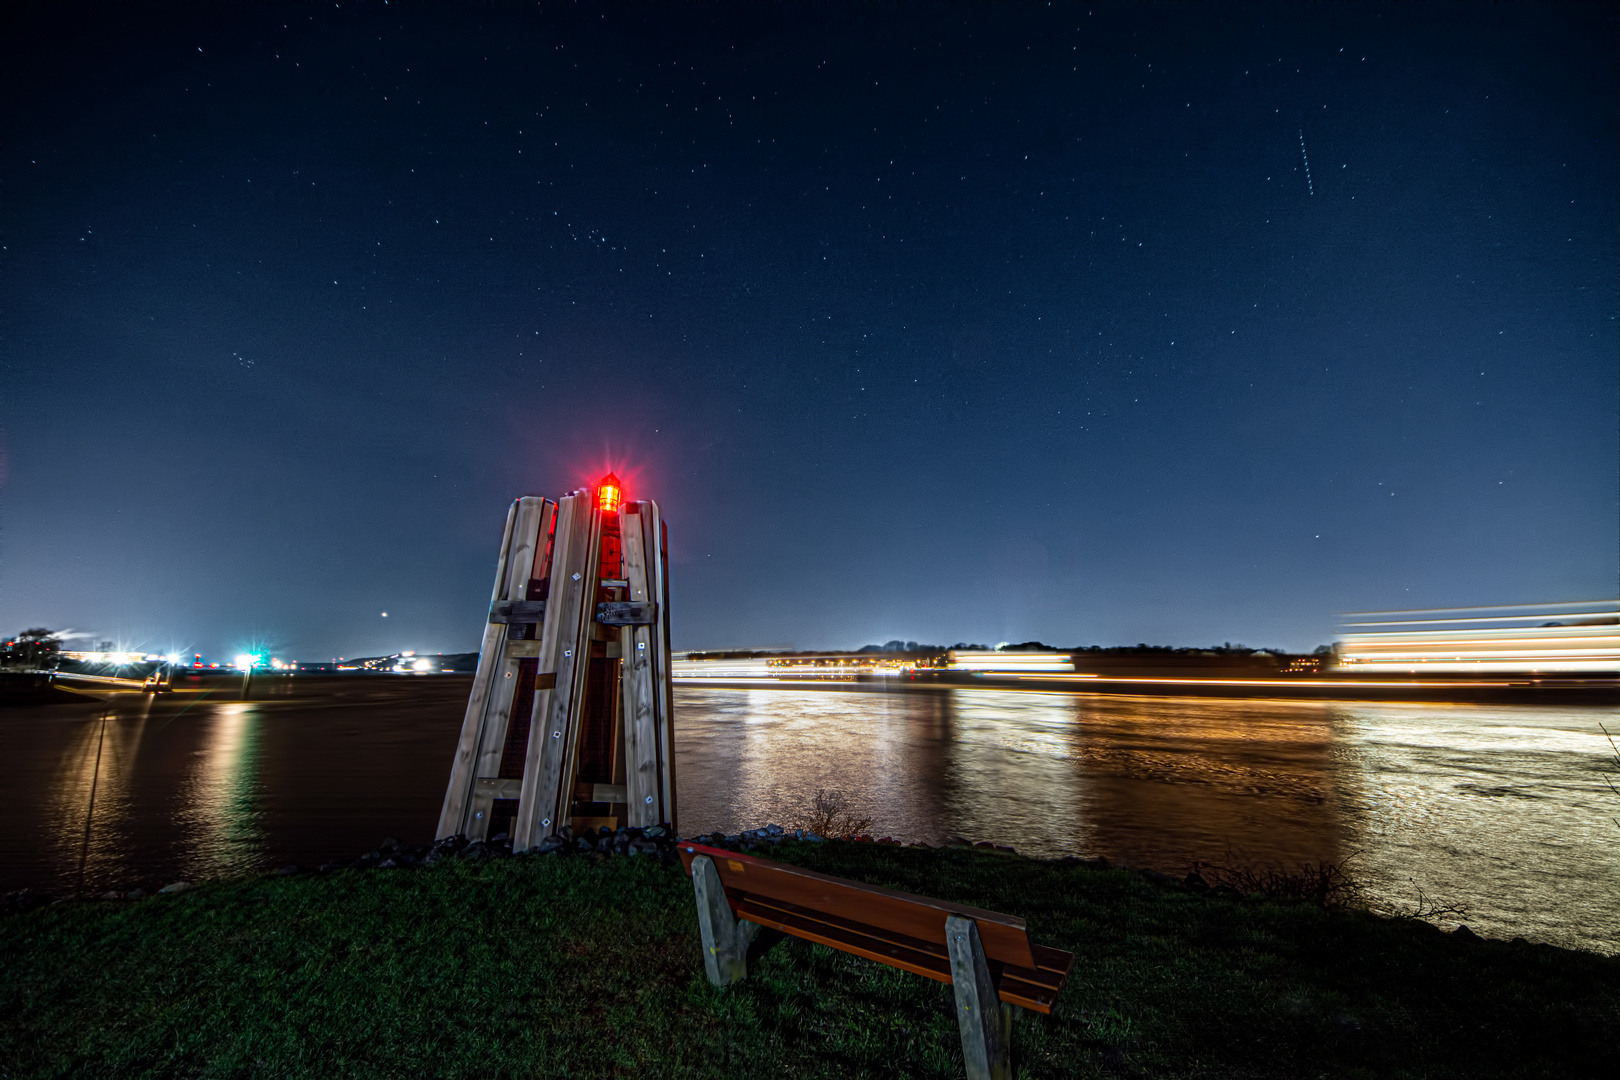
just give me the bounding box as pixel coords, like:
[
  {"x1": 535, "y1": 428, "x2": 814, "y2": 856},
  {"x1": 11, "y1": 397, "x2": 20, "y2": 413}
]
[{"x1": 1335, "y1": 601, "x2": 1619, "y2": 673}]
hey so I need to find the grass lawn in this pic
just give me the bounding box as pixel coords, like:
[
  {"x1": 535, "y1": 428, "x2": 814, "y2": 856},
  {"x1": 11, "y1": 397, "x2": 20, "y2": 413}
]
[{"x1": 2, "y1": 842, "x2": 1615, "y2": 1078}]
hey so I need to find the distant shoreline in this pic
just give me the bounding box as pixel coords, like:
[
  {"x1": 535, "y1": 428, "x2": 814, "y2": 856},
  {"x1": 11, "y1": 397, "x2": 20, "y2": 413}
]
[
  {"x1": 5, "y1": 668, "x2": 1614, "y2": 708},
  {"x1": 673, "y1": 671, "x2": 1620, "y2": 705}
]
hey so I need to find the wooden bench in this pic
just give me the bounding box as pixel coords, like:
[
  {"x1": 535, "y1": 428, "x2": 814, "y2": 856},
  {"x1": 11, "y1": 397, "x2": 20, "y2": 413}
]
[{"x1": 677, "y1": 842, "x2": 1073, "y2": 1079}]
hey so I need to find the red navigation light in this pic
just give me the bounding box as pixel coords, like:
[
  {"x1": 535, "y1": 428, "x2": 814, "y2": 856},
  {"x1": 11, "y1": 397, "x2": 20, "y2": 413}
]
[{"x1": 597, "y1": 472, "x2": 623, "y2": 514}]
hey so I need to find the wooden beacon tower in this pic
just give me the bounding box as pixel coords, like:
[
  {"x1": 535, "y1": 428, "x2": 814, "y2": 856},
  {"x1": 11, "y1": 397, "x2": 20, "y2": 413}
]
[{"x1": 437, "y1": 475, "x2": 676, "y2": 848}]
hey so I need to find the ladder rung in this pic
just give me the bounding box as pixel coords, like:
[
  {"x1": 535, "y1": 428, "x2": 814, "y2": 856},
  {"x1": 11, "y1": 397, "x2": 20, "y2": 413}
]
[
  {"x1": 475, "y1": 777, "x2": 523, "y2": 799},
  {"x1": 573, "y1": 782, "x2": 627, "y2": 803}
]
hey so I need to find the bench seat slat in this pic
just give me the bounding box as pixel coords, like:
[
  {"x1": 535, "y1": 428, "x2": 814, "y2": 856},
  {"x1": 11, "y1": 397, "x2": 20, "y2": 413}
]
[
  {"x1": 731, "y1": 889, "x2": 1066, "y2": 1014},
  {"x1": 678, "y1": 843, "x2": 1073, "y2": 1015},
  {"x1": 680, "y1": 843, "x2": 1035, "y2": 968},
  {"x1": 735, "y1": 895, "x2": 954, "y2": 981}
]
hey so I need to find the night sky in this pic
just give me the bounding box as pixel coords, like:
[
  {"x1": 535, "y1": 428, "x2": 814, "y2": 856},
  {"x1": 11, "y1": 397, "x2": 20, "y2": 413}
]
[{"x1": 3, "y1": 2, "x2": 1614, "y2": 660}]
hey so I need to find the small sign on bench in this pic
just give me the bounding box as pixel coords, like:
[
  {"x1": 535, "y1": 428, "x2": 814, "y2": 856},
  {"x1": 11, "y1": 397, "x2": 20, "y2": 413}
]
[{"x1": 678, "y1": 842, "x2": 1073, "y2": 1079}]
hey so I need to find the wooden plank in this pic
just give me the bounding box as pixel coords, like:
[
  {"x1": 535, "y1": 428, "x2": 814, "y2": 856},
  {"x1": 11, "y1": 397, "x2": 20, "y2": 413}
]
[
  {"x1": 946, "y1": 914, "x2": 1015, "y2": 1078},
  {"x1": 647, "y1": 503, "x2": 678, "y2": 830},
  {"x1": 729, "y1": 889, "x2": 1062, "y2": 1012},
  {"x1": 677, "y1": 843, "x2": 1035, "y2": 968},
  {"x1": 476, "y1": 777, "x2": 523, "y2": 799},
  {"x1": 597, "y1": 600, "x2": 657, "y2": 625},
  {"x1": 505, "y1": 640, "x2": 542, "y2": 659},
  {"x1": 574, "y1": 782, "x2": 628, "y2": 802},
  {"x1": 490, "y1": 599, "x2": 547, "y2": 623},
  {"x1": 466, "y1": 497, "x2": 551, "y2": 840},
  {"x1": 436, "y1": 500, "x2": 519, "y2": 840},
  {"x1": 619, "y1": 504, "x2": 662, "y2": 827},
  {"x1": 513, "y1": 490, "x2": 600, "y2": 848},
  {"x1": 692, "y1": 855, "x2": 757, "y2": 986}
]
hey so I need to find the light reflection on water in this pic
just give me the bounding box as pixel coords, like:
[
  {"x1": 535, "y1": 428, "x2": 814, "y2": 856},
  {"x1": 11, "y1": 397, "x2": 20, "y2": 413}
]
[
  {"x1": 175, "y1": 703, "x2": 265, "y2": 881},
  {"x1": 2, "y1": 681, "x2": 1613, "y2": 954},
  {"x1": 674, "y1": 688, "x2": 1620, "y2": 954}
]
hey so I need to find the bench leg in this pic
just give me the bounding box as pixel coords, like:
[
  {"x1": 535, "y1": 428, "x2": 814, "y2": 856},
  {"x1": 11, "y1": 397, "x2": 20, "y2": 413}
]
[
  {"x1": 946, "y1": 915, "x2": 1014, "y2": 1080},
  {"x1": 692, "y1": 855, "x2": 760, "y2": 987}
]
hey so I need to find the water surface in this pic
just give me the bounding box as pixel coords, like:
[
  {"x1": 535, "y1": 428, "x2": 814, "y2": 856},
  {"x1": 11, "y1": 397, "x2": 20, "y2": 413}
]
[{"x1": 3, "y1": 678, "x2": 1614, "y2": 953}]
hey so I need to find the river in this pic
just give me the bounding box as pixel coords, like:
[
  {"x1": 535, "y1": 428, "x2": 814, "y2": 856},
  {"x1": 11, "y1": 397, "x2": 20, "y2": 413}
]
[{"x1": 3, "y1": 677, "x2": 1615, "y2": 954}]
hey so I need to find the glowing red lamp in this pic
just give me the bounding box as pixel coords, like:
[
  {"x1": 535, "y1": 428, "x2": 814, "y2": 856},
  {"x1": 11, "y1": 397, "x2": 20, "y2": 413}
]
[{"x1": 597, "y1": 472, "x2": 623, "y2": 514}]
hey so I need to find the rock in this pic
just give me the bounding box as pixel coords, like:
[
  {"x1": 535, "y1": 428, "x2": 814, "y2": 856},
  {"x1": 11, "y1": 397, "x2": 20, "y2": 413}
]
[
  {"x1": 124, "y1": 888, "x2": 148, "y2": 899},
  {"x1": 804, "y1": 833, "x2": 827, "y2": 843},
  {"x1": 380, "y1": 836, "x2": 404, "y2": 852},
  {"x1": 574, "y1": 837, "x2": 594, "y2": 852},
  {"x1": 377, "y1": 858, "x2": 399, "y2": 869},
  {"x1": 535, "y1": 836, "x2": 566, "y2": 854},
  {"x1": 1, "y1": 890, "x2": 52, "y2": 913},
  {"x1": 644, "y1": 825, "x2": 666, "y2": 838},
  {"x1": 99, "y1": 891, "x2": 123, "y2": 901},
  {"x1": 158, "y1": 882, "x2": 193, "y2": 894},
  {"x1": 557, "y1": 825, "x2": 573, "y2": 841},
  {"x1": 1452, "y1": 924, "x2": 1480, "y2": 942},
  {"x1": 459, "y1": 842, "x2": 489, "y2": 861},
  {"x1": 490, "y1": 832, "x2": 510, "y2": 842},
  {"x1": 319, "y1": 860, "x2": 350, "y2": 873},
  {"x1": 1140, "y1": 870, "x2": 1173, "y2": 886},
  {"x1": 1183, "y1": 871, "x2": 1209, "y2": 891},
  {"x1": 628, "y1": 839, "x2": 658, "y2": 856},
  {"x1": 765, "y1": 823, "x2": 784, "y2": 836},
  {"x1": 277, "y1": 865, "x2": 302, "y2": 876}
]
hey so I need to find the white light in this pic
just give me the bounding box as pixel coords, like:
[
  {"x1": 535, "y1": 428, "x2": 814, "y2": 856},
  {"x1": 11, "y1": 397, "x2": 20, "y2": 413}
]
[
  {"x1": 947, "y1": 651, "x2": 1074, "y2": 673},
  {"x1": 1335, "y1": 604, "x2": 1620, "y2": 673},
  {"x1": 234, "y1": 654, "x2": 255, "y2": 671},
  {"x1": 411, "y1": 657, "x2": 433, "y2": 672}
]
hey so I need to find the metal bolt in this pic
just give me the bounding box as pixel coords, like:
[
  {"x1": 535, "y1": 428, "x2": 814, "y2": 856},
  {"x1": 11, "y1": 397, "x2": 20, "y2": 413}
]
[
  {"x1": 552, "y1": 731, "x2": 561, "y2": 738},
  {"x1": 571, "y1": 572, "x2": 580, "y2": 581},
  {"x1": 645, "y1": 796, "x2": 654, "y2": 804}
]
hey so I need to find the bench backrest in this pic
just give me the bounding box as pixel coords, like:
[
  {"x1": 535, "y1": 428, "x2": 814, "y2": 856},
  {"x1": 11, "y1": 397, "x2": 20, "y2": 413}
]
[{"x1": 677, "y1": 842, "x2": 1035, "y2": 969}]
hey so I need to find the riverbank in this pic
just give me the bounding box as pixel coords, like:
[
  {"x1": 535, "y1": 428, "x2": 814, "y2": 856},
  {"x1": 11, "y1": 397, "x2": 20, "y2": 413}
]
[{"x1": 2, "y1": 841, "x2": 1614, "y2": 1078}]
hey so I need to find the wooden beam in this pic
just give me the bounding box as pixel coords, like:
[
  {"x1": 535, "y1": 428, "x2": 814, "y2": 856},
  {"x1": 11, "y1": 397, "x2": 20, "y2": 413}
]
[
  {"x1": 489, "y1": 599, "x2": 547, "y2": 623},
  {"x1": 475, "y1": 777, "x2": 523, "y2": 800},
  {"x1": 648, "y1": 504, "x2": 678, "y2": 831},
  {"x1": 620, "y1": 504, "x2": 662, "y2": 828},
  {"x1": 947, "y1": 915, "x2": 1015, "y2": 1080},
  {"x1": 513, "y1": 490, "x2": 600, "y2": 848},
  {"x1": 437, "y1": 500, "x2": 519, "y2": 840},
  {"x1": 464, "y1": 496, "x2": 551, "y2": 841},
  {"x1": 573, "y1": 781, "x2": 627, "y2": 802}
]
